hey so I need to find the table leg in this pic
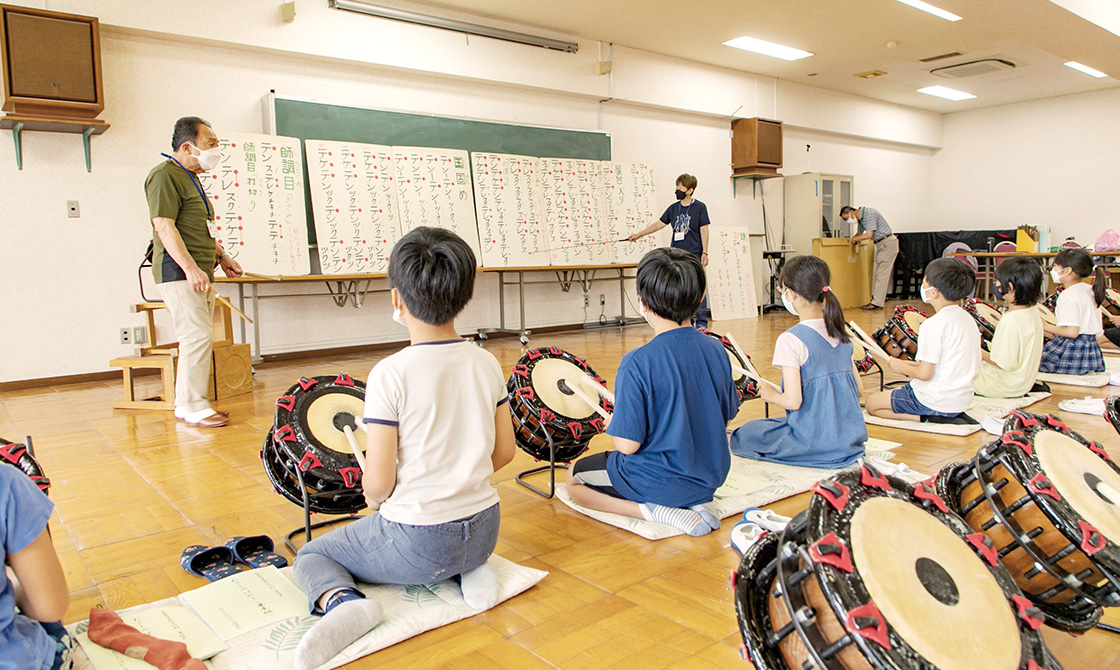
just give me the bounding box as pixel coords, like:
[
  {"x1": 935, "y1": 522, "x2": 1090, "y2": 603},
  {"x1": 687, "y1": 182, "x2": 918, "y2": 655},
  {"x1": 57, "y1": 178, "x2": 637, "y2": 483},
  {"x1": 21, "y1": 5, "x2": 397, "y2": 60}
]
[
  {"x1": 499, "y1": 271, "x2": 506, "y2": 330},
  {"x1": 518, "y1": 271, "x2": 527, "y2": 339},
  {"x1": 619, "y1": 268, "x2": 626, "y2": 322},
  {"x1": 251, "y1": 284, "x2": 262, "y2": 363},
  {"x1": 237, "y1": 284, "x2": 246, "y2": 346}
]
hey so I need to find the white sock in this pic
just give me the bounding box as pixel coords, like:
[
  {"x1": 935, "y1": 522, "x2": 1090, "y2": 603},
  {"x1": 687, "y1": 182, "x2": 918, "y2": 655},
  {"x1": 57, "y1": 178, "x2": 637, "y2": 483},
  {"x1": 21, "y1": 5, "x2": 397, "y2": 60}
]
[
  {"x1": 460, "y1": 561, "x2": 500, "y2": 610},
  {"x1": 639, "y1": 503, "x2": 711, "y2": 537},
  {"x1": 690, "y1": 502, "x2": 721, "y2": 531},
  {"x1": 294, "y1": 599, "x2": 383, "y2": 670}
]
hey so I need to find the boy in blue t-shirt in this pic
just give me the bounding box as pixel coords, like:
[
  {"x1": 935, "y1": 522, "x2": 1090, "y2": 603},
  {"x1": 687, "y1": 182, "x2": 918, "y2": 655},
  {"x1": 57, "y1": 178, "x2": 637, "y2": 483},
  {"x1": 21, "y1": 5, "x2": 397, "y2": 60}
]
[
  {"x1": 0, "y1": 463, "x2": 71, "y2": 670},
  {"x1": 627, "y1": 173, "x2": 712, "y2": 328},
  {"x1": 566, "y1": 248, "x2": 740, "y2": 536}
]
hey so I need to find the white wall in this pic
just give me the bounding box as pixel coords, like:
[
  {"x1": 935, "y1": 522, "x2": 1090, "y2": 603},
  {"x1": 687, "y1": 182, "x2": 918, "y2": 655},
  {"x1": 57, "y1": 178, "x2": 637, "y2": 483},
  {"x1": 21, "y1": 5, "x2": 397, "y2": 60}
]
[
  {"x1": 0, "y1": 1, "x2": 942, "y2": 382},
  {"x1": 930, "y1": 87, "x2": 1120, "y2": 241}
]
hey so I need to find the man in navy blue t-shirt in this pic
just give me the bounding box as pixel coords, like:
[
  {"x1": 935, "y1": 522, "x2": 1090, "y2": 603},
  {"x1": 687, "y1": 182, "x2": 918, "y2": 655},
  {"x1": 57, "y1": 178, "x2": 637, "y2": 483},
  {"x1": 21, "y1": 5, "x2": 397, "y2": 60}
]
[
  {"x1": 627, "y1": 173, "x2": 711, "y2": 328},
  {"x1": 566, "y1": 248, "x2": 740, "y2": 536}
]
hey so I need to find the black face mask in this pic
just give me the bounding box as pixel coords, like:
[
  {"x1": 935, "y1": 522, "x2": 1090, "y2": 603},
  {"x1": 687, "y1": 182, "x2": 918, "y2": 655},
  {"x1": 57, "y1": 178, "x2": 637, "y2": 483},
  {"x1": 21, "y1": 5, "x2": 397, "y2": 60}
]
[
  {"x1": 994, "y1": 281, "x2": 1007, "y2": 301},
  {"x1": 675, "y1": 189, "x2": 687, "y2": 200}
]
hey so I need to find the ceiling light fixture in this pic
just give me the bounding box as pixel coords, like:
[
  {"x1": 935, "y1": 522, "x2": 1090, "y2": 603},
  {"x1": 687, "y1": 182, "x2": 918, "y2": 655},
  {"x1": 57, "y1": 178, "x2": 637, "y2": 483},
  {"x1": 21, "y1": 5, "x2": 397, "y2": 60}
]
[
  {"x1": 329, "y1": 0, "x2": 579, "y2": 53},
  {"x1": 1065, "y1": 61, "x2": 1108, "y2": 78},
  {"x1": 917, "y1": 85, "x2": 975, "y2": 100},
  {"x1": 723, "y1": 36, "x2": 813, "y2": 61},
  {"x1": 895, "y1": 0, "x2": 962, "y2": 22}
]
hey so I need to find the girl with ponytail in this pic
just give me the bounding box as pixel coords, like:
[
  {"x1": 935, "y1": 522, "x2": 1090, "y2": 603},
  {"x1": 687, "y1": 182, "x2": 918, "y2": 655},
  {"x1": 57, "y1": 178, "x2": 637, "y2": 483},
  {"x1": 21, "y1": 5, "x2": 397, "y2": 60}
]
[
  {"x1": 1039, "y1": 248, "x2": 1106, "y2": 375},
  {"x1": 729, "y1": 255, "x2": 867, "y2": 468}
]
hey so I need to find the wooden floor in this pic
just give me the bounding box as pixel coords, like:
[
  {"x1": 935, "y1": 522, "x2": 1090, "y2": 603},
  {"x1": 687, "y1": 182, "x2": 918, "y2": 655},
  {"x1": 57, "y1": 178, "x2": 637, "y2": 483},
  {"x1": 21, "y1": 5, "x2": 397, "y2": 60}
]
[{"x1": 2, "y1": 299, "x2": 1118, "y2": 669}]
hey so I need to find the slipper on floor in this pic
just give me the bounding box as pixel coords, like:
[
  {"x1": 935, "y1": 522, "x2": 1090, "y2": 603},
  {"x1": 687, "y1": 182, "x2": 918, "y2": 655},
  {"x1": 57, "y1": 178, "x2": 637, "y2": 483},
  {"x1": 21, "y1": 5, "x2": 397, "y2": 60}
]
[
  {"x1": 731, "y1": 521, "x2": 767, "y2": 556},
  {"x1": 180, "y1": 545, "x2": 241, "y2": 582},
  {"x1": 225, "y1": 535, "x2": 288, "y2": 568},
  {"x1": 1058, "y1": 396, "x2": 1107, "y2": 416},
  {"x1": 742, "y1": 507, "x2": 790, "y2": 533}
]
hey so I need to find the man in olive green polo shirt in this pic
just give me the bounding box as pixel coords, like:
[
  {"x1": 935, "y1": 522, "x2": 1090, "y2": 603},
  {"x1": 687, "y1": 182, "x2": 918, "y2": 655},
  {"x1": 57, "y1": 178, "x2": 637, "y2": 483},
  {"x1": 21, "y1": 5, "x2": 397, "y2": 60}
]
[{"x1": 145, "y1": 117, "x2": 242, "y2": 428}]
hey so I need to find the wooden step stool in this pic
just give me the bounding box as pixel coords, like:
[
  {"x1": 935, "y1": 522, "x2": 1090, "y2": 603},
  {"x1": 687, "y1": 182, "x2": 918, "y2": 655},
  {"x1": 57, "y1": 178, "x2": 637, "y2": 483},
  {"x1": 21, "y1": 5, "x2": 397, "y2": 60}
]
[{"x1": 109, "y1": 353, "x2": 176, "y2": 410}]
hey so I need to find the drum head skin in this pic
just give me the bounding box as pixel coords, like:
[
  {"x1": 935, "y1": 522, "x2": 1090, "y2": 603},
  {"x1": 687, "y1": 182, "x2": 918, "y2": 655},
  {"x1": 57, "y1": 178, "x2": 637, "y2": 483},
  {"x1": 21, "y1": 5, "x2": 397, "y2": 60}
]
[
  {"x1": 1035, "y1": 430, "x2": 1120, "y2": 545},
  {"x1": 274, "y1": 374, "x2": 365, "y2": 484},
  {"x1": 529, "y1": 358, "x2": 598, "y2": 420},
  {"x1": 1035, "y1": 304, "x2": 1057, "y2": 326},
  {"x1": 902, "y1": 310, "x2": 927, "y2": 334},
  {"x1": 851, "y1": 497, "x2": 1021, "y2": 670}
]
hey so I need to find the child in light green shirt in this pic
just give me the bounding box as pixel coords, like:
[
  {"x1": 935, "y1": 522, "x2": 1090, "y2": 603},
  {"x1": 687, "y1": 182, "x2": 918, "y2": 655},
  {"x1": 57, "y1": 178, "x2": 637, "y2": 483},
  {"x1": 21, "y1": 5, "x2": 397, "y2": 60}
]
[{"x1": 975, "y1": 258, "x2": 1045, "y2": 398}]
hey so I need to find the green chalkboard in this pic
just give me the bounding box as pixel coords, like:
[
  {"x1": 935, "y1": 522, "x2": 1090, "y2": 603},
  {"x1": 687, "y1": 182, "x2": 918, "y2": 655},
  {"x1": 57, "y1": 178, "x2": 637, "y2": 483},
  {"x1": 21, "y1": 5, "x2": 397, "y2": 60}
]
[
  {"x1": 274, "y1": 97, "x2": 611, "y2": 160},
  {"x1": 273, "y1": 96, "x2": 611, "y2": 245}
]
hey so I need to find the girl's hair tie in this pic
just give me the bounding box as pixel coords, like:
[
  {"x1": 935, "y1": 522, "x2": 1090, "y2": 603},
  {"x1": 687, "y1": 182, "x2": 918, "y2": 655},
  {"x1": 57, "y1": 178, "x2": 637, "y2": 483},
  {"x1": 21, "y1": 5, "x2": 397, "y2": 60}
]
[{"x1": 822, "y1": 286, "x2": 831, "y2": 293}]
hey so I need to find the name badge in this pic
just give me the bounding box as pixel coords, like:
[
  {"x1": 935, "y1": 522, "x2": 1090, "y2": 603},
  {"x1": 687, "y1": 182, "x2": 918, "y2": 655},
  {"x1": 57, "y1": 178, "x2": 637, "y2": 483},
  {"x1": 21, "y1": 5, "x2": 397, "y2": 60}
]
[
  {"x1": 207, "y1": 219, "x2": 220, "y2": 239},
  {"x1": 673, "y1": 230, "x2": 686, "y2": 242}
]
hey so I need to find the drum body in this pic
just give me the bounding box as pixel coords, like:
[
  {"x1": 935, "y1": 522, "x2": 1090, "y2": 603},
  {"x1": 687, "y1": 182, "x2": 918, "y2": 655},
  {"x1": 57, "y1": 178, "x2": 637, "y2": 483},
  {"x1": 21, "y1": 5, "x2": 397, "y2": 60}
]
[
  {"x1": 0, "y1": 437, "x2": 49, "y2": 495},
  {"x1": 966, "y1": 299, "x2": 1002, "y2": 346},
  {"x1": 263, "y1": 373, "x2": 367, "y2": 515},
  {"x1": 735, "y1": 467, "x2": 1051, "y2": 670},
  {"x1": 871, "y1": 305, "x2": 928, "y2": 361},
  {"x1": 939, "y1": 410, "x2": 1120, "y2": 632},
  {"x1": 701, "y1": 329, "x2": 760, "y2": 401},
  {"x1": 507, "y1": 348, "x2": 612, "y2": 462}
]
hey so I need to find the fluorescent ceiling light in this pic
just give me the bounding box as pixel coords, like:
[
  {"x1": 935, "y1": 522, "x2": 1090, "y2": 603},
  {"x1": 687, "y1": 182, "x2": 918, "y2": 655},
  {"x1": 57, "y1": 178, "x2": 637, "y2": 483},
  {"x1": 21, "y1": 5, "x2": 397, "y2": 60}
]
[
  {"x1": 1065, "y1": 60, "x2": 1108, "y2": 78},
  {"x1": 895, "y1": 0, "x2": 963, "y2": 22},
  {"x1": 723, "y1": 36, "x2": 813, "y2": 61},
  {"x1": 917, "y1": 85, "x2": 976, "y2": 101}
]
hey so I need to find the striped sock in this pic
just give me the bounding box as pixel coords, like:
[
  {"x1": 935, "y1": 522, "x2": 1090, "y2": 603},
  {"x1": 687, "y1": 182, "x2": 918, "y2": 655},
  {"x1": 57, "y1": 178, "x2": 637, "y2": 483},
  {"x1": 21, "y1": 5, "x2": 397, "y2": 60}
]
[
  {"x1": 639, "y1": 503, "x2": 711, "y2": 537},
  {"x1": 690, "y1": 503, "x2": 721, "y2": 531}
]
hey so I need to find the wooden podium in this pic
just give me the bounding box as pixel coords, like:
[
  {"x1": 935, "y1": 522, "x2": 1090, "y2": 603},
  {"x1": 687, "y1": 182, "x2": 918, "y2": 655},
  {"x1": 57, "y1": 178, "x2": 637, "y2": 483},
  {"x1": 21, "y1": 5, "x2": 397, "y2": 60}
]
[{"x1": 812, "y1": 238, "x2": 872, "y2": 310}]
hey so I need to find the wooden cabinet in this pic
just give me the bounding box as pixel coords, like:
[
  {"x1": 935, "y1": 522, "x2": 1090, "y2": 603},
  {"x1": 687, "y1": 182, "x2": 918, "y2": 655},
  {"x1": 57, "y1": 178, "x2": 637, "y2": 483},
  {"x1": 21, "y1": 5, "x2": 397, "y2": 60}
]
[
  {"x1": 784, "y1": 173, "x2": 854, "y2": 259},
  {"x1": 813, "y1": 238, "x2": 872, "y2": 310}
]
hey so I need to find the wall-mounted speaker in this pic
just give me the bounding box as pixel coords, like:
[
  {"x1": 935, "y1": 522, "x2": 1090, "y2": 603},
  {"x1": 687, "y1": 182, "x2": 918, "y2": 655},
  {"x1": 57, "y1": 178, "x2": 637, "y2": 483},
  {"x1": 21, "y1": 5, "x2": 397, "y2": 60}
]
[
  {"x1": 731, "y1": 118, "x2": 782, "y2": 177},
  {"x1": 1, "y1": 4, "x2": 104, "y2": 120}
]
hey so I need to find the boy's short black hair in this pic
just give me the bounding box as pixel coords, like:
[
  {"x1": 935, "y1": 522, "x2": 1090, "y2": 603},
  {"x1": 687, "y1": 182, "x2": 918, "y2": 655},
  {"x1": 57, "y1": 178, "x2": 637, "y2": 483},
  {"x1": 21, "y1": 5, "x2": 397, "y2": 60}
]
[
  {"x1": 636, "y1": 248, "x2": 705, "y2": 323},
  {"x1": 387, "y1": 226, "x2": 476, "y2": 325},
  {"x1": 995, "y1": 257, "x2": 1043, "y2": 306},
  {"x1": 924, "y1": 257, "x2": 975, "y2": 301}
]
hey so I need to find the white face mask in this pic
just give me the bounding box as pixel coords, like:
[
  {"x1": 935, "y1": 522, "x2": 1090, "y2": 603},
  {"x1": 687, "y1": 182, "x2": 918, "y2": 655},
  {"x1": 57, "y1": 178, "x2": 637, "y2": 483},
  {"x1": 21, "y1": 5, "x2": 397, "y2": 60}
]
[
  {"x1": 190, "y1": 143, "x2": 222, "y2": 172},
  {"x1": 392, "y1": 307, "x2": 406, "y2": 327},
  {"x1": 1050, "y1": 268, "x2": 1064, "y2": 284},
  {"x1": 781, "y1": 290, "x2": 798, "y2": 316},
  {"x1": 920, "y1": 286, "x2": 935, "y2": 302}
]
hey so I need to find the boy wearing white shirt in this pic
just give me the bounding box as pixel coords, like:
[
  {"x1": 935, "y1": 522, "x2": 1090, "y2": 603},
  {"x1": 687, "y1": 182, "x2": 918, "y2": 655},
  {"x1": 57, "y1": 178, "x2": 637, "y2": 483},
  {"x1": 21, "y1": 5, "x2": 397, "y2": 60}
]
[
  {"x1": 866, "y1": 258, "x2": 980, "y2": 422},
  {"x1": 291, "y1": 227, "x2": 516, "y2": 670}
]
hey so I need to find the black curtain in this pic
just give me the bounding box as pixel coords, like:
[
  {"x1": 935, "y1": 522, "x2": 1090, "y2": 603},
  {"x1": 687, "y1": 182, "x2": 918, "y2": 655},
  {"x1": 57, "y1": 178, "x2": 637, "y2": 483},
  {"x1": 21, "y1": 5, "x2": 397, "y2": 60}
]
[{"x1": 891, "y1": 230, "x2": 1016, "y2": 299}]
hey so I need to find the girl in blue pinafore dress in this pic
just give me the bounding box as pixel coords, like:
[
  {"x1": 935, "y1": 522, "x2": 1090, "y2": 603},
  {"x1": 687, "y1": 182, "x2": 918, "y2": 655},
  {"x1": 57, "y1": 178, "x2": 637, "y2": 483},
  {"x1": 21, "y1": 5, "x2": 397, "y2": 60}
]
[{"x1": 730, "y1": 255, "x2": 867, "y2": 468}]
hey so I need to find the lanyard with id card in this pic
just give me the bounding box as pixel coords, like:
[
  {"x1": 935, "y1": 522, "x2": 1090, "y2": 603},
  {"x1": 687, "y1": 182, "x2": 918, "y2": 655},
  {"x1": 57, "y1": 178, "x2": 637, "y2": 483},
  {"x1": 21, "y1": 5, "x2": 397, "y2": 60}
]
[{"x1": 162, "y1": 153, "x2": 218, "y2": 238}]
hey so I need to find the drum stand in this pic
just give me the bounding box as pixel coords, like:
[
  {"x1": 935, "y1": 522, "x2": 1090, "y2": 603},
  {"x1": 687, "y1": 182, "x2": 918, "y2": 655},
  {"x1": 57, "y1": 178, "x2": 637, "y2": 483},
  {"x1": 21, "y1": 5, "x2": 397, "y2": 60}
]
[
  {"x1": 283, "y1": 464, "x2": 360, "y2": 554},
  {"x1": 516, "y1": 431, "x2": 568, "y2": 499}
]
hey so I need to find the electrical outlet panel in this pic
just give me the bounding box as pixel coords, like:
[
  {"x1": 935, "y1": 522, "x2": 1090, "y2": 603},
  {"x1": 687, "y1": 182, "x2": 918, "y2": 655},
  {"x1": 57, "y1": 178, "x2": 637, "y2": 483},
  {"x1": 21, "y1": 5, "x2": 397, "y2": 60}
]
[
  {"x1": 133, "y1": 326, "x2": 147, "y2": 344},
  {"x1": 120, "y1": 328, "x2": 131, "y2": 345}
]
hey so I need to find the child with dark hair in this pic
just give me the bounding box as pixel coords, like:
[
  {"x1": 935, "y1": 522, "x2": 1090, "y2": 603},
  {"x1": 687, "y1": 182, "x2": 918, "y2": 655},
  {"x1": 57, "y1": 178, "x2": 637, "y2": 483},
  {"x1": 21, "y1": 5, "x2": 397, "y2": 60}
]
[
  {"x1": 866, "y1": 258, "x2": 980, "y2": 422},
  {"x1": 293, "y1": 227, "x2": 516, "y2": 670},
  {"x1": 1040, "y1": 248, "x2": 1107, "y2": 375},
  {"x1": 0, "y1": 466, "x2": 71, "y2": 670},
  {"x1": 729, "y1": 256, "x2": 867, "y2": 467},
  {"x1": 975, "y1": 258, "x2": 1045, "y2": 398},
  {"x1": 567, "y1": 247, "x2": 740, "y2": 536}
]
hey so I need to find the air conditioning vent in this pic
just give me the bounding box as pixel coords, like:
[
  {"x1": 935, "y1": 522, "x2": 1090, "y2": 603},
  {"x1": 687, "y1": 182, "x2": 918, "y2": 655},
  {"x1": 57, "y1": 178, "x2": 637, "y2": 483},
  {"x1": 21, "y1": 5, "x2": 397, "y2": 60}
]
[
  {"x1": 854, "y1": 70, "x2": 887, "y2": 79},
  {"x1": 931, "y1": 58, "x2": 1016, "y2": 78},
  {"x1": 920, "y1": 51, "x2": 962, "y2": 63}
]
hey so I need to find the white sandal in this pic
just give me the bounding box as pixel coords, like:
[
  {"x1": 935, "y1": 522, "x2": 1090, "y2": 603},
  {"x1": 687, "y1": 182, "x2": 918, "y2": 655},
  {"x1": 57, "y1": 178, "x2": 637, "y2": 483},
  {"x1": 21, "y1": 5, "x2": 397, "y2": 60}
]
[
  {"x1": 742, "y1": 507, "x2": 790, "y2": 533},
  {"x1": 730, "y1": 521, "x2": 767, "y2": 556}
]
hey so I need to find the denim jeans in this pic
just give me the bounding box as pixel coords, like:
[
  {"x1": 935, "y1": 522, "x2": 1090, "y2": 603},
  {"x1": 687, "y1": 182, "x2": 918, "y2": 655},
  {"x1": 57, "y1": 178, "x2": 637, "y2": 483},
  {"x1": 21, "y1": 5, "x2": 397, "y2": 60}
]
[{"x1": 293, "y1": 503, "x2": 500, "y2": 612}]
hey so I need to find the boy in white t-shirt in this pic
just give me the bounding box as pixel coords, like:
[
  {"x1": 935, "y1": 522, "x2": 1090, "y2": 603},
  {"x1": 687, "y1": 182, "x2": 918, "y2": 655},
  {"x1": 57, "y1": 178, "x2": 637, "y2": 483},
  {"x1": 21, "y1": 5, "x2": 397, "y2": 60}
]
[
  {"x1": 292, "y1": 227, "x2": 516, "y2": 670},
  {"x1": 866, "y1": 258, "x2": 980, "y2": 422}
]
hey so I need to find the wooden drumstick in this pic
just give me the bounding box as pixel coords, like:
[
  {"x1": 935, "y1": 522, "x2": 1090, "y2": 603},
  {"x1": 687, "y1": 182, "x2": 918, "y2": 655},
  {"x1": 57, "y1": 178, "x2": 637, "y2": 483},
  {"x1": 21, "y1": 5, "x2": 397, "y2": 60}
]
[
  {"x1": 242, "y1": 271, "x2": 283, "y2": 281},
  {"x1": 213, "y1": 293, "x2": 254, "y2": 324},
  {"x1": 725, "y1": 332, "x2": 763, "y2": 378},
  {"x1": 591, "y1": 380, "x2": 616, "y2": 404},
  {"x1": 848, "y1": 321, "x2": 893, "y2": 362},
  {"x1": 342, "y1": 425, "x2": 366, "y2": 472},
  {"x1": 560, "y1": 378, "x2": 612, "y2": 420}
]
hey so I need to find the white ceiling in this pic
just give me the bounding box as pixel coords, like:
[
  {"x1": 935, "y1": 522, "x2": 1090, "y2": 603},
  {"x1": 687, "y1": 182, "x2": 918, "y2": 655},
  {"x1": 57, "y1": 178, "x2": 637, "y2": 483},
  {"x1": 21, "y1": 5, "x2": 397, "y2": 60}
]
[{"x1": 404, "y1": 0, "x2": 1120, "y2": 113}]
